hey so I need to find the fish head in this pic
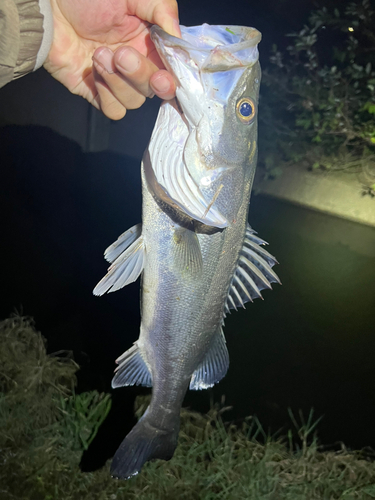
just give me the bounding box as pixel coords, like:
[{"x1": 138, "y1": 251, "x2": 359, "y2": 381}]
[
  {"x1": 151, "y1": 24, "x2": 261, "y2": 225},
  {"x1": 152, "y1": 26, "x2": 261, "y2": 180}
]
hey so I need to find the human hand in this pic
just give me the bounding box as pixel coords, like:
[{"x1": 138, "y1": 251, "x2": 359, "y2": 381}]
[{"x1": 44, "y1": 0, "x2": 180, "y2": 119}]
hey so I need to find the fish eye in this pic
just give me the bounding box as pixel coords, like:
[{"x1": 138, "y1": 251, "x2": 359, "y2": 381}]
[{"x1": 236, "y1": 98, "x2": 256, "y2": 124}]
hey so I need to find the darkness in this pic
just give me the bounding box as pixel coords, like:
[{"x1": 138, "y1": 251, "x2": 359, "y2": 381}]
[{"x1": 1, "y1": 0, "x2": 374, "y2": 471}]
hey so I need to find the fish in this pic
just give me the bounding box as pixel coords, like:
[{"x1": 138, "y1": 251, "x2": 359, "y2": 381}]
[{"x1": 93, "y1": 23, "x2": 280, "y2": 479}]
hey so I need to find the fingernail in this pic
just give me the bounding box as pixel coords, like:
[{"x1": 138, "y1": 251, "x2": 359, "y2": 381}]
[
  {"x1": 93, "y1": 48, "x2": 115, "y2": 74},
  {"x1": 117, "y1": 48, "x2": 140, "y2": 73},
  {"x1": 163, "y1": 18, "x2": 181, "y2": 38},
  {"x1": 173, "y1": 19, "x2": 182, "y2": 37},
  {"x1": 152, "y1": 75, "x2": 170, "y2": 93}
]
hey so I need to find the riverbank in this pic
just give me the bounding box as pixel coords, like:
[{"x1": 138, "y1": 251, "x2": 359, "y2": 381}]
[
  {"x1": 254, "y1": 164, "x2": 375, "y2": 227},
  {"x1": 2, "y1": 316, "x2": 375, "y2": 500}
]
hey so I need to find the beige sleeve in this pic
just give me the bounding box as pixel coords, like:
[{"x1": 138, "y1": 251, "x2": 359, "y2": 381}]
[{"x1": 0, "y1": 0, "x2": 44, "y2": 88}]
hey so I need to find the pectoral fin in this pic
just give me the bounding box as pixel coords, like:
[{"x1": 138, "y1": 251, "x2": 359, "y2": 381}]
[
  {"x1": 172, "y1": 228, "x2": 203, "y2": 275},
  {"x1": 190, "y1": 327, "x2": 229, "y2": 390},
  {"x1": 93, "y1": 229, "x2": 145, "y2": 296}
]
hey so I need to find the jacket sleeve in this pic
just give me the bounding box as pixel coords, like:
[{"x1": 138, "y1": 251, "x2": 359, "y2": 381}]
[{"x1": 0, "y1": 0, "x2": 53, "y2": 89}]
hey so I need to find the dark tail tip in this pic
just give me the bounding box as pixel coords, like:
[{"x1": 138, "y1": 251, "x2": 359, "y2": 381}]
[{"x1": 110, "y1": 415, "x2": 179, "y2": 480}]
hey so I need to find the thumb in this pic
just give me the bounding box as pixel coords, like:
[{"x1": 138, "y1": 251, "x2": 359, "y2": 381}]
[{"x1": 135, "y1": 0, "x2": 181, "y2": 38}]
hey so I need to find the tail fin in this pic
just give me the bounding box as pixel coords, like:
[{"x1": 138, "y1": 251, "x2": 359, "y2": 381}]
[{"x1": 110, "y1": 412, "x2": 179, "y2": 479}]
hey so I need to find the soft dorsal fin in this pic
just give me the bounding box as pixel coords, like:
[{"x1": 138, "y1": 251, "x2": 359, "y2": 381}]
[
  {"x1": 93, "y1": 227, "x2": 145, "y2": 296},
  {"x1": 112, "y1": 342, "x2": 152, "y2": 389},
  {"x1": 190, "y1": 327, "x2": 229, "y2": 390},
  {"x1": 225, "y1": 224, "x2": 280, "y2": 313}
]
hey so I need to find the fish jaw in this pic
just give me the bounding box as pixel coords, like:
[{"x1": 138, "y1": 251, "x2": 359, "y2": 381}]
[{"x1": 151, "y1": 24, "x2": 261, "y2": 134}]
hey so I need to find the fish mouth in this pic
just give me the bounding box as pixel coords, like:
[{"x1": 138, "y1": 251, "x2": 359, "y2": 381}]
[
  {"x1": 151, "y1": 24, "x2": 262, "y2": 52},
  {"x1": 151, "y1": 24, "x2": 261, "y2": 71}
]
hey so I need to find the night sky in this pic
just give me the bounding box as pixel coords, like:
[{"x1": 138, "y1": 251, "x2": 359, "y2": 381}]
[{"x1": 0, "y1": 0, "x2": 374, "y2": 468}]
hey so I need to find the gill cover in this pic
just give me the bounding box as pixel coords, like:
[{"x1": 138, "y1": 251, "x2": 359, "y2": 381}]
[{"x1": 145, "y1": 24, "x2": 261, "y2": 228}]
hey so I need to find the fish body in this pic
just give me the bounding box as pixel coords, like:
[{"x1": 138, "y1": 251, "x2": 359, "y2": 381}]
[{"x1": 94, "y1": 24, "x2": 280, "y2": 479}]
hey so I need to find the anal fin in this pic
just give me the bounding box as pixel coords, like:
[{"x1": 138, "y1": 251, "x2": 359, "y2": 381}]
[{"x1": 112, "y1": 342, "x2": 152, "y2": 388}]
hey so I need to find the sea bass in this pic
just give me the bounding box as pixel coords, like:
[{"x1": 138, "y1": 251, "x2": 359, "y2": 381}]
[{"x1": 94, "y1": 24, "x2": 280, "y2": 479}]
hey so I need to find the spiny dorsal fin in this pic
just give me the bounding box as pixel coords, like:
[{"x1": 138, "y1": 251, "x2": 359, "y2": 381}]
[
  {"x1": 112, "y1": 342, "x2": 152, "y2": 389},
  {"x1": 93, "y1": 229, "x2": 145, "y2": 296},
  {"x1": 225, "y1": 224, "x2": 280, "y2": 313},
  {"x1": 244, "y1": 224, "x2": 281, "y2": 286},
  {"x1": 190, "y1": 327, "x2": 229, "y2": 390}
]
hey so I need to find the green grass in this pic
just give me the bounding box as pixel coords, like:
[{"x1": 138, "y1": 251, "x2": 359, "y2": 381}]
[{"x1": 1, "y1": 315, "x2": 375, "y2": 500}]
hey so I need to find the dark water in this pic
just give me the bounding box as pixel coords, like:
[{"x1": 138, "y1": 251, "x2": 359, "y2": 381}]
[
  {"x1": 186, "y1": 197, "x2": 375, "y2": 451},
  {"x1": 1, "y1": 125, "x2": 375, "y2": 468}
]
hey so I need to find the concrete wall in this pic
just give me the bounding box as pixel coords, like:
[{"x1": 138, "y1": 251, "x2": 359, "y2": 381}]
[
  {"x1": 254, "y1": 164, "x2": 375, "y2": 228},
  {"x1": 0, "y1": 68, "x2": 110, "y2": 153},
  {"x1": 0, "y1": 67, "x2": 160, "y2": 158},
  {"x1": 2, "y1": 68, "x2": 374, "y2": 228}
]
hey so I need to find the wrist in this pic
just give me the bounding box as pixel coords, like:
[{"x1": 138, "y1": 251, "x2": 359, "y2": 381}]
[{"x1": 34, "y1": 0, "x2": 54, "y2": 70}]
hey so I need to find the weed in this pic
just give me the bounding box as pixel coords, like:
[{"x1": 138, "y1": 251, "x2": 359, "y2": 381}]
[{"x1": 1, "y1": 315, "x2": 375, "y2": 500}]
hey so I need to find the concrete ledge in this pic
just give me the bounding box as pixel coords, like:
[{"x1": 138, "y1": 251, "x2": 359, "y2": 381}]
[{"x1": 254, "y1": 165, "x2": 375, "y2": 227}]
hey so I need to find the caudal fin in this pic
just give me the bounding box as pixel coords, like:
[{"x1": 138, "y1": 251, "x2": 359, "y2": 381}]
[{"x1": 110, "y1": 413, "x2": 179, "y2": 479}]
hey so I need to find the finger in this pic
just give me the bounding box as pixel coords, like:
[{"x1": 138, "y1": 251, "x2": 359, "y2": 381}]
[
  {"x1": 92, "y1": 63, "x2": 127, "y2": 120},
  {"x1": 150, "y1": 70, "x2": 176, "y2": 100},
  {"x1": 134, "y1": 0, "x2": 181, "y2": 38},
  {"x1": 114, "y1": 46, "x2": 176, "y2": 100},
  {"x1": 93, "y1": 47, "x2": 146, "y2": 111},
  {"x1": 114, "y1": 46, "x2": 158, "y2": 98}
]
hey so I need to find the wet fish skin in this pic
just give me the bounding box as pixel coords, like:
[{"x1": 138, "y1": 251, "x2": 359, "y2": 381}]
[{"x1": 94, "y1": 24, "x2": 280, "y2": 479}]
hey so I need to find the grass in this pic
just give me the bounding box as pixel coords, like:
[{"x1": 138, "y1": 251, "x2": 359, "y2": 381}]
[{"x1": 1, "y1": 315, "x2": 375, "y2": 500}]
